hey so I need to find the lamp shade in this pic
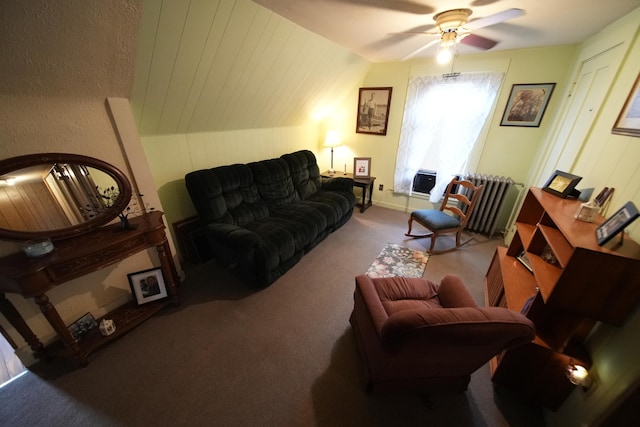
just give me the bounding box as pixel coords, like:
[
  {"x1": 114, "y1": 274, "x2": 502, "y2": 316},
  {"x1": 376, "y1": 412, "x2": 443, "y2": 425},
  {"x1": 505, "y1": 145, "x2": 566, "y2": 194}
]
[{"x1": 323, "y1": 130, "x2": 341, "y2": 148}]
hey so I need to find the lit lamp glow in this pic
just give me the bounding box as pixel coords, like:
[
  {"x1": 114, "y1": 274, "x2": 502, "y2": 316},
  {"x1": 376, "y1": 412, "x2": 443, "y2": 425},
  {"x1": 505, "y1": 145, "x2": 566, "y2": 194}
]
[
  {"x1": 0, "y1": 177, "x2": 16, "y2": 186},
  {"x1": 323, "y1": 130, "x2": 341, "y2": 175},
  {"x1": 566, "y1": 362, "x2": 592, "y2": 388},
  {"x1": 436, "y1": 30, "x2": 457, "y2": 64}
]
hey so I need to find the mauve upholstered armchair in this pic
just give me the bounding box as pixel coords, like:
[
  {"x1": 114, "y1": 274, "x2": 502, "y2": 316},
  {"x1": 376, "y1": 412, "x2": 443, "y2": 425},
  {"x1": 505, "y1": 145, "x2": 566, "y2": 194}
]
[{"x1": 350, "y1": 274, "x2": 535, "y2": 394}]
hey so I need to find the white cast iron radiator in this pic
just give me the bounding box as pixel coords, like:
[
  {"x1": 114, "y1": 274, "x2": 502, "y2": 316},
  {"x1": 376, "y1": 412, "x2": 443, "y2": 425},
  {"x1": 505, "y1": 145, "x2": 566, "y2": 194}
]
[{"x1": 462, "y1": 174, "x2": 520, "y2": 238}]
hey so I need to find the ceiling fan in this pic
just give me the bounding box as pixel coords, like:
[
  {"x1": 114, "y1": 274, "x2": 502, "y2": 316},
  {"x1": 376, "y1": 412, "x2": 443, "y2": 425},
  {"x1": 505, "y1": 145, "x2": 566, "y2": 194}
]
[{"x1": 402, "y1": 8, "x2": 525, "y2": 61}]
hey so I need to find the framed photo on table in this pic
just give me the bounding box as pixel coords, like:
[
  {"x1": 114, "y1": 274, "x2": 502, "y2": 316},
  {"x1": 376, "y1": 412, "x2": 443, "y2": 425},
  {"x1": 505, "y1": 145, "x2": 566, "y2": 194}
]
[
  {"x1": 500, "y1": 83, "x2": 555, "y2": 127},
  {"x1": 128, "y1": 267, "x2": 168, "y2": 305},
  {"x1": 67, "y1": 312, "x2": 98, "y2": 341},
  {"x1": 612, "y1": 73, "x2": 640, "y2": 137},
  {"x1": 596, "y1": 201, "x2": 640, "y2": 246},
  {"x1": 356, "y1": 87, "x2": 392, "y2": 135},
  {"x1": 542, "y1": 170, "x2": 582, "y2": 198},
  {"x1": 353, "y1": 157, "x2": 371, "y2": 178}
]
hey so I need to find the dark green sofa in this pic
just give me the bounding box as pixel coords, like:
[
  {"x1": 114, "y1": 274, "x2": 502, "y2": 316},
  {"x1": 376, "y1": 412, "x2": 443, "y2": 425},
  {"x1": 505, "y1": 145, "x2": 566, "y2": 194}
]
[{"x1": 185, "y1": 150, "x2": 356, "y2": 287}]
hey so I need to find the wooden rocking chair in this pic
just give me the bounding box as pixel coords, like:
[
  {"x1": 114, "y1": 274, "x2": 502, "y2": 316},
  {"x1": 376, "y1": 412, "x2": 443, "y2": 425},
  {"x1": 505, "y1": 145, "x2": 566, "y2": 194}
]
[{"x1": 405, "y1": 177, "x2": 483, "y2": 254}]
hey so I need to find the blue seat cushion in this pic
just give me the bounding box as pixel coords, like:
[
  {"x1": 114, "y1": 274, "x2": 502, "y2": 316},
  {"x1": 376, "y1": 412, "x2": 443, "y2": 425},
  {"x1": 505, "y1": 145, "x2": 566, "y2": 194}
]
[{"x1": 411, "y1": 210, "x2": 460, "y2": 230}]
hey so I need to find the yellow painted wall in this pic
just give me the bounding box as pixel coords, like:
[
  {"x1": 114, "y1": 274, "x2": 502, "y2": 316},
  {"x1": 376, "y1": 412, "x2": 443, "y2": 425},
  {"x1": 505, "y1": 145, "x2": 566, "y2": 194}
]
[
  {"x1": 545, "y1": 9, "x2": 640, "y2": 427},
  {"x1": 142, "y1": 45, "x2": 580, "y2": 252},
  {"x1": 324, "y1": 45, "x2": 578, "y2": 214},
  {"x1": 142, "y1": 125, "x2": 319, "y2": 232}
]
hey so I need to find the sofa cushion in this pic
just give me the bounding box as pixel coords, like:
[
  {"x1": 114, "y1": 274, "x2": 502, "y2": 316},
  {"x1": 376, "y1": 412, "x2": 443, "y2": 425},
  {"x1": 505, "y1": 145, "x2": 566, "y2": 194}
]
[
  {"x1": 281, "y1": 150, "x2": 322, "y2": 199},
  {"x1": 373, "y1": 276, "x2": 443, "y2": 315},
  {"x1": 248, "y1": 158, "x2": 298, "y2": 209},
  {"x1": 185, "y1": 164, "x2": 268, "y2": 226}
]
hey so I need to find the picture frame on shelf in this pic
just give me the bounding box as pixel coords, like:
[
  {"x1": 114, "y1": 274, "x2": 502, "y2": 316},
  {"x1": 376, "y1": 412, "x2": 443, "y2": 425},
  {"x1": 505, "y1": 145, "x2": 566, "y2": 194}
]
[
  {"x1": 356, "y1": 87, "x2": 392, "y2": 135},
  {"x1": 500, "y1": 83, "x2": 556, "y2": 127},
  {"x1": 596, "y1": 201, "x2": 640, "y2": 246},
  {"x1": 612, "y1": 73, "x2": 640, "y2": 137},
  {"x1": 516, "y1": 250, "x2": 533, "y2": 273},
  {"x1": 68, "y1": 312, "x2": 98, "y2": 341},
  {"x1": 353, "y1": 157, "x2": 371, "y2": 178},
  {"x1": 127, "y1": 267, "x2": 168, "y2": 305},
  {"x1": 542, "y1": 170, "x2": 582, "y2": 199}
]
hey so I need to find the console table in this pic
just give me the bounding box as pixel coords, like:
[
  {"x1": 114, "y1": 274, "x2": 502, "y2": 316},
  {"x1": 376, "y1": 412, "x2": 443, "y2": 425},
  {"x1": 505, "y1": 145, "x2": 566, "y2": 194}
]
[
  {"x1": 0, "y1": 211, "x2": 180, "y2": 366},
  {"x1": 321, "y1": 171, "x2": 376, "y2": 213}
]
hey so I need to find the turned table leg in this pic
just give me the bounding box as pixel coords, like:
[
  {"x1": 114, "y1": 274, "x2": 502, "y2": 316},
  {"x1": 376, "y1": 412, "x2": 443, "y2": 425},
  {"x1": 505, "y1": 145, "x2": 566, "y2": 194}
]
[
  {"x1": 34, "y1": 293, "x2": 86, "y2": 365},
  {"x1": 0, "y1": 293, "x2": 44, "y2": 356},
  {"x1": 156, "y1": 240, "x2": 181, "y2": 305}
]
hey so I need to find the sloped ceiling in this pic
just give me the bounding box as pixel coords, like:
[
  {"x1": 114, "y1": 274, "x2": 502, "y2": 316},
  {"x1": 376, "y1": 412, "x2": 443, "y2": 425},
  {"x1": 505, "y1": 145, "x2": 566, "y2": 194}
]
[
  {"x1": 131, "y1": 0, "x2": 371, "y2": 136},
  {"x1": 2, "y1": 1, "x2": 638, "y2": 138}
]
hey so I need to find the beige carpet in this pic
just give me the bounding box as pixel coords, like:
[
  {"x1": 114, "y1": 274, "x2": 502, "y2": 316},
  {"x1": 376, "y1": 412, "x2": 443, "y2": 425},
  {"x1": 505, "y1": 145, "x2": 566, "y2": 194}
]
[{"x1": 0, "y1": 206, "x2": 545, "y2": 427}]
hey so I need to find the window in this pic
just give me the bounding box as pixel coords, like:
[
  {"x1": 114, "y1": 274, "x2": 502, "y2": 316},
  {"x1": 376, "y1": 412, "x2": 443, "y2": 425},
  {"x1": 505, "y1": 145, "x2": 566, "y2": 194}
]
[{"x1": 394, "y1": 72, "x2": 503, "y2": 201}]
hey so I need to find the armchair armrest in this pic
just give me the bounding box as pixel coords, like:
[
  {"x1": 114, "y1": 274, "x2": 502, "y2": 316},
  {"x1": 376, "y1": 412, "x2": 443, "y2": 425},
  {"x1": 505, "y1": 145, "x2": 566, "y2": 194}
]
[
  {"x1": 436, "y1": 274, "x2": 478, "y2": 308},
  {"x1": 322, "y1": 176, "x2": 354, "y2": 192},
  {"x1": 381, "y1": 306, "x2": 535, "y2": 348},
  {"x1": 354, "y1": 274, "x2": 390, "y2": 335}
]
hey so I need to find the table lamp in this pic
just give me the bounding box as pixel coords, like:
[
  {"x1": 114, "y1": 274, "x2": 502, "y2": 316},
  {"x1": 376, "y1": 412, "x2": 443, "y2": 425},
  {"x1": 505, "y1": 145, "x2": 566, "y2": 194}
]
[{"x1": 323, "y1": 131, "x2": 341, "y2": 176}]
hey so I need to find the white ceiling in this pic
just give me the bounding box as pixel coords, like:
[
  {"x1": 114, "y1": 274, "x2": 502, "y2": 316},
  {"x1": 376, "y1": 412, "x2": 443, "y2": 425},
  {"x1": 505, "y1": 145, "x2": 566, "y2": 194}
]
[
  {"x1": 254, "y1": 0, "x2": 640, "y2": 62},
  {"x1": 2, "y1": 1, "x2": 639, "y2": 137}
]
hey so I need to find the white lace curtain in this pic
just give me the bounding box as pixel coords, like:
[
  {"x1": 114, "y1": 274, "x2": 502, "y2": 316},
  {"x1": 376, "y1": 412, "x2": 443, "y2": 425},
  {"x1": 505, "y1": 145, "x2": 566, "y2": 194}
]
[{"x1": 394, "y1": 72, "x2": 504, "y2": 202}]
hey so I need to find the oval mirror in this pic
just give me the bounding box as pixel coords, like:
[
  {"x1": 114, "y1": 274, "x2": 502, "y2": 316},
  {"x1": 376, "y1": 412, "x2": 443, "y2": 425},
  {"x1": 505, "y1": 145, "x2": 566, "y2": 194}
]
[{"x1": 0, "y1": 153, "x2": 132, "y2": 241}]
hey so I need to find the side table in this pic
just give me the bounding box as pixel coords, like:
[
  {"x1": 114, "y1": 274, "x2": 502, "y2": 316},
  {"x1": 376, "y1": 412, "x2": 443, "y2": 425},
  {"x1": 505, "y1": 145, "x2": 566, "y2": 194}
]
[{"x1": 321, "y1": 171, "x2": 376, "y2": 213}]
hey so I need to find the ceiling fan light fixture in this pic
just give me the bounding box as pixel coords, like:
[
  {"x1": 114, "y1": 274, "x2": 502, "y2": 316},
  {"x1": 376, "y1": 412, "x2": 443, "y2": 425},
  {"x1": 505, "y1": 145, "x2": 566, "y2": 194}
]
[
  {"x1": 434, "y1": 8, "x2": 472, "y2": 32},
  {"x1": 440, "y1": 30, "x2": 457, "y2": 48},
  {"x1": 436, "y1": 44, "x2": 453, "y2": 64}
]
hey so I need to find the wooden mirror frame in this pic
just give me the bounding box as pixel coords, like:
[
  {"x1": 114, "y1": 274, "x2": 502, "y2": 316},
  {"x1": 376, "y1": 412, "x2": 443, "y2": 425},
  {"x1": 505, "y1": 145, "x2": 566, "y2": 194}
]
[{"x1": 0, "y1": 153, "x2": 132, "y2": 241}]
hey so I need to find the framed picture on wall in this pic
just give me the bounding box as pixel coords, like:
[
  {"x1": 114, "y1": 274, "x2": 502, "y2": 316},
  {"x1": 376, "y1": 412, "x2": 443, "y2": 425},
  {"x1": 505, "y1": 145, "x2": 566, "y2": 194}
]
[
  {"x1": 356, "y1": 87, "x2": 392, "y2": 135},
  {"x1": 500, "y1": 83, "x2": 556, "y2": 127},
  {"x1": 612, "y1": 73, "x2": 640, "y2": 137},
  {"x1": 353, "y1": 157, "x2": 371, "y2": 178}
]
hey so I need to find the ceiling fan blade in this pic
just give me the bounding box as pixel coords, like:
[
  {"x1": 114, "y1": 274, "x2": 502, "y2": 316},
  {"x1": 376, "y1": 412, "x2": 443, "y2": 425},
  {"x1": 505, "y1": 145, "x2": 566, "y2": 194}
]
[
  {"x1": 466, "y1": 8, "x2": 525, "y2": 30},
  {"x1": 461, "y1": 33, "x2": 499, "y2": 50},
  {"x1": 401, "y1": 39, "x2": 439, "y2": 60},
  {"x1": 345, "y1": 0, "x2": 434, "y2": 15}
]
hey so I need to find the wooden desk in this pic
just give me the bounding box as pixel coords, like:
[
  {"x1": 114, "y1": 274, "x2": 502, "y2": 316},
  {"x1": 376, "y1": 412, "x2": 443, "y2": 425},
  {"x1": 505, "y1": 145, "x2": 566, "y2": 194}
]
[
  {"x1": 0, "y1": 211, "x2": 180, "y2": 366},
  {"x1": 321, "y1": 171, "x2": 376, "y2": 213}
]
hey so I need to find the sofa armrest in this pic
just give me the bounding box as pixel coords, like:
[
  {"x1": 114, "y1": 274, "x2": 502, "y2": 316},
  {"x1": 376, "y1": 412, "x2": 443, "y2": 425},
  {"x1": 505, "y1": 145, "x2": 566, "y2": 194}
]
[
  {"x1": 436, "y1": 274, "x2": 478, "y2": 308},
  {"x1": 321, "y1": 176, "x2": 354, "y2": 192}
]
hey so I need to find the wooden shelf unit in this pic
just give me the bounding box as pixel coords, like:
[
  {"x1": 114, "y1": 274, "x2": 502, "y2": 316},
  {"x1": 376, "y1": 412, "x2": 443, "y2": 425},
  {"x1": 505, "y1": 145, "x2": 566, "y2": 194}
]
[{"x1": 485, "y1": 188, "x2": 640, "y2": 410}]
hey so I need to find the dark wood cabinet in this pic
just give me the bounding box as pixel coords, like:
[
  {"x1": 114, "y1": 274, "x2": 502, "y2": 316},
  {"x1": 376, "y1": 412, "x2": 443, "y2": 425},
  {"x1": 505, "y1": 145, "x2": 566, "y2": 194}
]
[
  {"x1": 485, "y1": 188, "x2": 640, "y2": 410},
  {"x1": 0, "y1": 211, "x2": 180, "y2": 366}
]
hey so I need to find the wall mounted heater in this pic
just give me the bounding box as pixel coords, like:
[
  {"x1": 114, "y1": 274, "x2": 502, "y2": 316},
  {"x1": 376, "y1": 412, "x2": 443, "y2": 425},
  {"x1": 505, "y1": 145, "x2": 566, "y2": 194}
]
[{"x1": 462, "y1": 174, "x2": 519, "y2": 238}]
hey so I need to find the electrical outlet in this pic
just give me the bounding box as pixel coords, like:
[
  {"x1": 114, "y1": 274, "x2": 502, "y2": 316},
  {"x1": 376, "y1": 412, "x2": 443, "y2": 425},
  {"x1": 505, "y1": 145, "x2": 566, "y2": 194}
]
[{"x1": 378, "y1": 184, "x2": 383, "y2": 191}]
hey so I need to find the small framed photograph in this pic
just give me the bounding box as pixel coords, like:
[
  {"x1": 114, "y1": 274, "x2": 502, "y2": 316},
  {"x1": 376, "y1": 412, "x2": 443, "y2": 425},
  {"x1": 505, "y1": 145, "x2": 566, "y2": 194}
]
[
  {"x1": 500, "y1": 83, "x2": 556, "y2": 127},
  {"x1": 516, "y1": 250, "x2": 533, "y2": 273},
  {"x1": 612, "y1": 73, "x2": 640, "y2": 137},
  {"x1": 68, "y1": 312, "x2": 98, "y2": 341},
  {"x1": 353, "y1": 157, "x2": 371, "y2": 178},
  {"x1": 542, "y1": 170, "x2": 582, "y2": 199},
  {"x1": 356, "y1": 87, "x2": 392, "y2": 135},
  {"x1": 596, "y1": 201, "x2": 640, "y2": 246},
  {"x1": 127, "y1": 267, "x2": 168, "y2": 305}
]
